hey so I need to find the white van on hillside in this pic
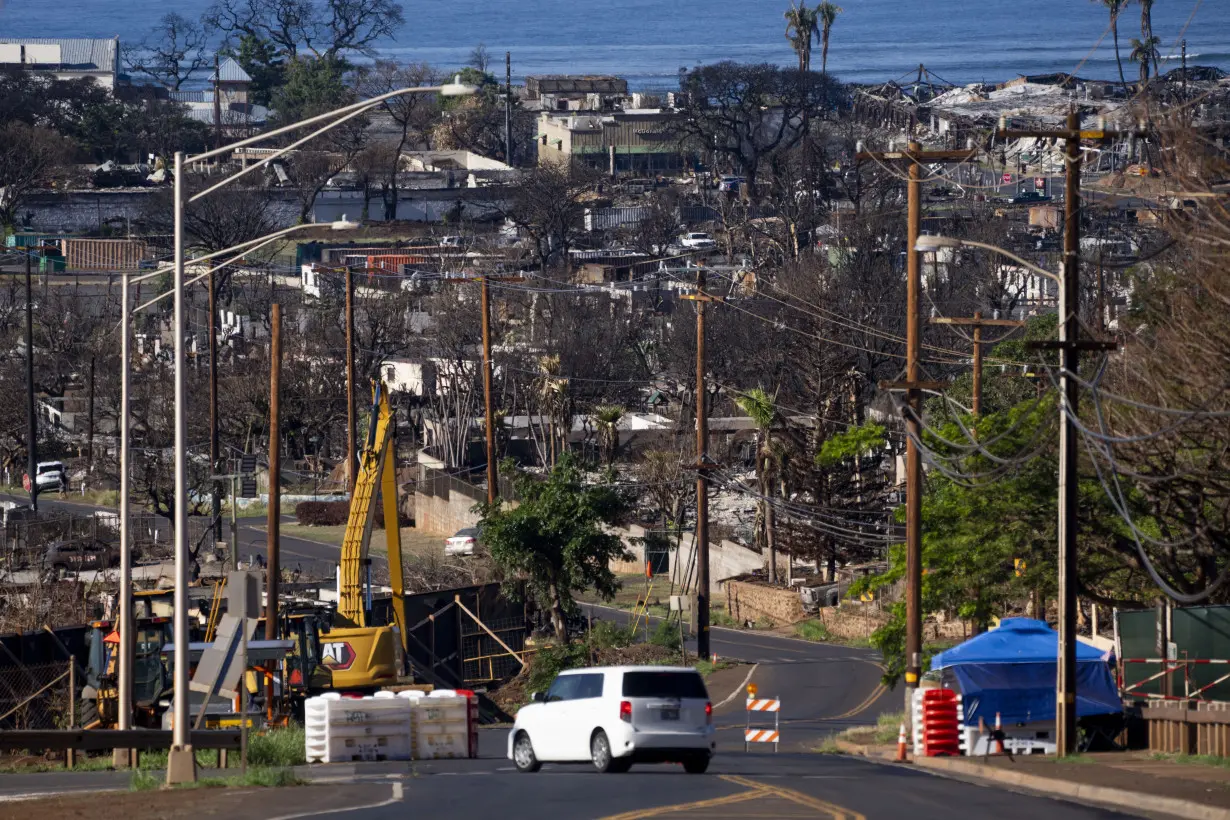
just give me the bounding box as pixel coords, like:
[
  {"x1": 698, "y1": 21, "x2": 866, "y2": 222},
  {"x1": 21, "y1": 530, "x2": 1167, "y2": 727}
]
[{"x1": 508, "y1": 665, "x2": 714, "y2": 773}]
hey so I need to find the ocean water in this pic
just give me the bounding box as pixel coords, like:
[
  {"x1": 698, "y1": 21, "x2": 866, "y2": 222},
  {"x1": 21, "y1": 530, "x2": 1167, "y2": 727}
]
[{"x1": 1, "y1": 0, "x2": 1228, "y2": 88}]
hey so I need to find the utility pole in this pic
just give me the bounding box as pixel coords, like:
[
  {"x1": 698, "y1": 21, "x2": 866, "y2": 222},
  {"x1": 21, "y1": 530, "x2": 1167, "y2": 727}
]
[
  {"x1": 24, "y1": 252, "x2": 36, "y2": 513},
  {"x1": 682, "y1": 267, "x2": 721, "y2": 661},
  {"x1": 481, "y1": 273, "x2": 497, "y2": 504},
  {"x1": 929, "y1": 312, "x2": 1025, "y2": 420},
  {"x1": 209, "y1": 271, "x2": 222, "y2": 543},
  {"x1": 345, "y1": 266, "x2": 357, "y2": 496},
  {"x1": 857, "y1": 141, "x2": 977, "y2": 719},
  {"x1": 86, "y1": 356, "x2": 96, "y2": 471},
  {"x1": 266, "y1": 304, "x2": 282, "y2": 649},
  {"x1": 212, "y1": 54, "x2": 222, "y2": 150},
  {"x1": 505, "y1": 52, "x2": 513, "y2": 166},
  {"x1": 999, "y1": 108, "x2": 1119, "y2": 756}
]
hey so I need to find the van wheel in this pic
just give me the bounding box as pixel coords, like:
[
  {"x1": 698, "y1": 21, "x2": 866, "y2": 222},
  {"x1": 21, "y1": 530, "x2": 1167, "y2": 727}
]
[
  {"x1": 683, "y1": 754, "x2": 710, "y2": 774},
  {"x1": 512, "y1": 732, "x2": 541, "y2": 773},
  {"x1": 591, "y1": 730, "x2": 623, "y2": 773}
]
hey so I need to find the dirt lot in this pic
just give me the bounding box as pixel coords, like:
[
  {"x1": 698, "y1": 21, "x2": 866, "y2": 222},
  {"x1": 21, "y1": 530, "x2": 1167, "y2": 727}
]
[
  {"x1": 280, "y1": 524, "x2": 444, "y2": 558},
  {"x1": 0, "y1": 782, "x2": 393, "y2": 820}
]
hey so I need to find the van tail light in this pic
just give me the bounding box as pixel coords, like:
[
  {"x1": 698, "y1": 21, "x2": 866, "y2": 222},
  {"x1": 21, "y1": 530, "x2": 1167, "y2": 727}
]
[
  {"x1": 620, "y1": 700, "x2": 632, "y2": 723},
  {"x1": 705, "y1": 701, "x2": 712, "y2": 726}
]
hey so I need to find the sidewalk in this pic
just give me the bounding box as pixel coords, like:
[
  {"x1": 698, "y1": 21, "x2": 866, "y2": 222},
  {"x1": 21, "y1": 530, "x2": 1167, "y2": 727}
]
[{"x1": 836, "y1": 741, "x2": 1230, "y2": 820}]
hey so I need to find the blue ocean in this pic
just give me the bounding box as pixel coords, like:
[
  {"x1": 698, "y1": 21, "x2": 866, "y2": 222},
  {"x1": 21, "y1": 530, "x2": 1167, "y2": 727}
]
[{"x1": 1, "y1": 0, "x2": 1227, "y2": 87}]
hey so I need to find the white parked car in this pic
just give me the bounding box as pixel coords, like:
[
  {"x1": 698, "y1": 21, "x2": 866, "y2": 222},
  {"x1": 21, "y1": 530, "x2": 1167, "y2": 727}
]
[
  {"x1": 444, "y1": 527, "x2": 480, "y2": 556},
  {"x1": 507, "y1": 666, "x2": 714, "y2": 774},
  {"x1": 679, "y1": 232, "x2": 717, "y2": 250},
  {"x1": 34, "y1": 461, "x2": 67, "y2": 493}
]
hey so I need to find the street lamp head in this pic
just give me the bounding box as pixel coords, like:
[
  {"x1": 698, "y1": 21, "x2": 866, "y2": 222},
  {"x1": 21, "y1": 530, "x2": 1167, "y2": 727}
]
[
  {"x1": 330, "y1": 216, "x2": 361, "y2": 231},
  {"x1": 915, "y1": 235, "x2": 963, "y2": 253},
  {"x1": 440, "y1": 75, "x2": 479, "y2": 97}
]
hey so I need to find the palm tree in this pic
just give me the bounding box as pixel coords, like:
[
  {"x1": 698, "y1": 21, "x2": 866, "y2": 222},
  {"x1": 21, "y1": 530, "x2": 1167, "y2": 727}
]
[
  {"x1": 1139, "y1": 0, "x2": 1159, "y2": 79},
  {"x1": 534, "y1": 355, "x2": 569, "y2": 466},
  {"x1": 1130, "y1": 35, "x2": 1161, "y2": 85},
  {"x1": 817, "y1": 2, "x2": 843, "y2": 76},
  {"x1": 784, "y1": 3, "x2": 821, "y2": 73},
  {"x1": 591, "y1": 405, "x2": 625, "y2": 466},
  {"x1": 736, "y1": 388, "x2": 783, "y2": 584},
  {"x1": 1093, "y1": 0, "x2": 1130, "y2": 88}
]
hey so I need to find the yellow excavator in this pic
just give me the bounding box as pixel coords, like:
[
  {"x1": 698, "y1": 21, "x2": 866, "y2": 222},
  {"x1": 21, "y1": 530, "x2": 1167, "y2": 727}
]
[{"x1": 285, "y1": 381, "x2": 409, "y2": 696}]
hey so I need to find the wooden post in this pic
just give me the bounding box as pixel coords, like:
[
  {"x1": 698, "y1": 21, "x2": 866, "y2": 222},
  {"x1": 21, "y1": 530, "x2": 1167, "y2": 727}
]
[
  {"x1": 66, "y1": 660, "x2": 75, "y2": 769},
  {"x1": 265, "y1": 305, "x2": 282, "y2": 715}
]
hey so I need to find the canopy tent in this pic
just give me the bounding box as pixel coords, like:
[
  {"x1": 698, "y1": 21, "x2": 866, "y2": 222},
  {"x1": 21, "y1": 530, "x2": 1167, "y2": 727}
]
[{"x1": 930, "y1": 617, "x2": 1120, "y2": 725}]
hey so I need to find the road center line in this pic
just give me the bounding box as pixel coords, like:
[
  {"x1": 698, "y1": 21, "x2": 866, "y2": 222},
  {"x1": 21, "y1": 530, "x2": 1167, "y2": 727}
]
[{"x1": 597, "y1": 782, "x2": 770, "y2": 820}]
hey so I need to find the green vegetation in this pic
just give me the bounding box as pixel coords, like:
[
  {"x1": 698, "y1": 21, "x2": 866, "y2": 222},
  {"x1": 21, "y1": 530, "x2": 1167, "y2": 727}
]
[
  {"x1": 480, "y1": 456, "x2": 630, "y2": 642},
  {"x1": 130, "y1": 766, "x2": 302, "y2": 791},
  {"x1": 873, "y1": 711, "x2": 906, "y2": 744},
  {"x1": 249, "y1": 726, "x2": 308, "y2": 768},
  {"x1": 793, "y1": 618, "x2": 874, "y2": 648},
  {"x1": 815, "y1": 734, "x2": 845, "y2": 754}
]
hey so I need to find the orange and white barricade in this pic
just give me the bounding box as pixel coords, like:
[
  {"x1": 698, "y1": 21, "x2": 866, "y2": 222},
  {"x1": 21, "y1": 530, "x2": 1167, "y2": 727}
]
[{"x1": 744, "y1": 684, "x2": 780, "y2": 752}]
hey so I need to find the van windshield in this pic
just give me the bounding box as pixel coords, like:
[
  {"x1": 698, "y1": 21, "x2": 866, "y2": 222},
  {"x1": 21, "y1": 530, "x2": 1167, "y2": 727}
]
[{"x1": 621, "y1": 671, "x2": 708, "y2": 699}]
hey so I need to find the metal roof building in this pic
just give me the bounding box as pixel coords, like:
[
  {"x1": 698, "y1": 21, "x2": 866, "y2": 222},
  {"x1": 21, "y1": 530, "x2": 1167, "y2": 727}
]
[{"x1": 0, "y1": 37, "x2": 120, "y2": 89}]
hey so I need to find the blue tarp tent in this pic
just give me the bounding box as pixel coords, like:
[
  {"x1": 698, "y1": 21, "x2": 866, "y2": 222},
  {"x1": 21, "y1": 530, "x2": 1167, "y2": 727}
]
[{"x1": 930, "y1": 618, "x2": 1120, "y2": 725}]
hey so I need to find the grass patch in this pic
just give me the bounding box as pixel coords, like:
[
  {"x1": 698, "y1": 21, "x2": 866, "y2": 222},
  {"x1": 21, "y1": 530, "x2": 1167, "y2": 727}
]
[
  {"x1": 873, "y1": 711, "x2": 906, "y2": 744},
  {"x1": 131, "y1": 766, "x2": 302, "y2": 791},
  {"x1": 1032, "y1": 754, "x2": 1096, "y2": 764},
  {"x1": 815, "y1": 734, "x2": 845, "y2": 754},
  {"x1": 693, "y1": 658, "x2": 735, "y2": 678},
  {"x1": 1149, "y1": 752, "x2": 1230, "y2": 769},
  {"x1": 249, "y1": 726, "x2": 307, "y2": 767},
  {"x1": 793, "y1": 618, "x2": 875, "y2": 649}
]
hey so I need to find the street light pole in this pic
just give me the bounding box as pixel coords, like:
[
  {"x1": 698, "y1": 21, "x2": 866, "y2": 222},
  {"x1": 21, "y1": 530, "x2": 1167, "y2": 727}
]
[
  {"x1": 114, "y1": 273, "x2": 133, "y2": 767},
  {"x1": 167, "y1": 150, "x2": 195, "y2": 786},
  {"x1": 481, "y1": 273, "x2": 497, "y2": 504}
]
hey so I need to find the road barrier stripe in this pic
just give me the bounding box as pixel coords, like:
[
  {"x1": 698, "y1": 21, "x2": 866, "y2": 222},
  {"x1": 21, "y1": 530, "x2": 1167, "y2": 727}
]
[
  {"x1": 745, "y1": 729, "x2": 780, "y2": 742},
  {"x1": 746, "y1": 698, "x2": 781, "y2": 712}
]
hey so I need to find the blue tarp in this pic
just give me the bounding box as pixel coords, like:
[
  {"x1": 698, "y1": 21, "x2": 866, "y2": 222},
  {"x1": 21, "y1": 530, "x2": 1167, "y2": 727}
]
[{"x1": 930, "y1": 618, "x2": 1121, "y2": 725}]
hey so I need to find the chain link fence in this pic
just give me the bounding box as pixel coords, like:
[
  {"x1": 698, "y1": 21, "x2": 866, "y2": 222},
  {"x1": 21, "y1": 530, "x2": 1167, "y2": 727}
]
[{"x1": 0, "y1": 660, "x2": 74, "y2": 730}]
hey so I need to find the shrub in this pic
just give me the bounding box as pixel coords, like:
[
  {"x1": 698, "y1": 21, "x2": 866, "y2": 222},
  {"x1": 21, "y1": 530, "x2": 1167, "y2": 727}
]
[
  {"x1": 525, "y1": 643, "x2": 587, "y2": 694},
  {"x1": 589, "y1": 619, "x2": 634, "y2": 650},
  {"x1": 649, "y1": 617, "x2": 682, "y2": 650}
]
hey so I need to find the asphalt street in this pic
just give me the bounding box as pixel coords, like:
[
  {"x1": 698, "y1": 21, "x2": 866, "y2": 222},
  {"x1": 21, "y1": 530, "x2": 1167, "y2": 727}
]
[
  {"x1": 2, "y1": 492, "x2": 356, "y2": 577},
  {"x1": 580, "y1": 602, "x2": 897, "y2": 754},
  {"x1": 287, "y1": 748, "x2": 1150, "y2": 820}
]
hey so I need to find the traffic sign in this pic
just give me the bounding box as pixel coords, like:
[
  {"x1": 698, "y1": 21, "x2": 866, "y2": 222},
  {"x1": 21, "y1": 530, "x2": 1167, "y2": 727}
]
[
  {"x1": 22, "y1": 473, "x2": 30, "y2": 493},
  {"x1": 1034, "y1": 177, "x2": 1046, "y2": 190},
  {"x1": 1001, "y1": 172, "x2": 1013, "y2": 184},
  {"x1": 240, "y1": 454, "x2": 257, "y2": 475},
  {"x1": 240, "y1": 477, "x2": 258, "y2": 499}
]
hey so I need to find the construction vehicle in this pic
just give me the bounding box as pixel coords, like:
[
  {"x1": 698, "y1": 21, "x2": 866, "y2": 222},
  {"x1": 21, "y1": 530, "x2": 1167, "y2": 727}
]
[{"x1": 82, "y1": 384, "x2": 411, "y2": 723}]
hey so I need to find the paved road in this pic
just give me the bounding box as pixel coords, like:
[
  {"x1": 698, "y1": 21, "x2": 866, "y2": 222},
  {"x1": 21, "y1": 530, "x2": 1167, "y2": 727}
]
[
  {"x1": 293, "y1": 747, "x2": 1149, "y2": 820},
  {"x1": 1, "y1": 493, "x2": 356, "y2": 578},
  {"x1": 580, "y1": 602, "x2": 898, "y2": 753}
]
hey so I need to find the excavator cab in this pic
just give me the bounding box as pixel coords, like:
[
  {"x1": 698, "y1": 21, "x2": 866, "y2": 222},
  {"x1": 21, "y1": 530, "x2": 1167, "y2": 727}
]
[{"x1": 81, "y1": 617, "x2": 175, "y2": 728}]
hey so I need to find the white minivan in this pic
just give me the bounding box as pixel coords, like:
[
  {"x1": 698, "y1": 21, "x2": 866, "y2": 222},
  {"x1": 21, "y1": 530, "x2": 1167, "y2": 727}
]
[{"x1": 508, "y1": 665, "x2": 715, "y2": 774}]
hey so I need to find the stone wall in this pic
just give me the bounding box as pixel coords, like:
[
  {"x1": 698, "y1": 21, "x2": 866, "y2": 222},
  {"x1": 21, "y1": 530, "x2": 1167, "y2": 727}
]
[
  {"x1": 725, "y1": 579, "x2": 806, "y2": 626},
  {"x1": 813, "y1": 603, "x2": 890, "y2": 641},
  {"x1": 413, "y1": 489, "x2": 482, "y2": 535}
]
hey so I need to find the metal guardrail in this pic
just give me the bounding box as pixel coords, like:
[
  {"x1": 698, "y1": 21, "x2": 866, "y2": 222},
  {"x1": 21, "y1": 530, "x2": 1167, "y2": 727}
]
[{"x1": 0, "y1": 728, "x2": 242, "y2": 751}]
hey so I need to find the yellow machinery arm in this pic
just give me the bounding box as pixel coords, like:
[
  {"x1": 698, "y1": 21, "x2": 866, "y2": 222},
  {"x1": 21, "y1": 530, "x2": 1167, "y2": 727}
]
[{"x1": 338, "y1": 382, "x2": 405, "y2": 638}]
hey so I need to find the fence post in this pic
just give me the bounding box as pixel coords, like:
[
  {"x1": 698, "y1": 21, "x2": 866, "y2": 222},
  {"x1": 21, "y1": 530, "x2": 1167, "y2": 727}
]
[{"x1": 66, "y1": 660, "x2": 76, "y2": 769}]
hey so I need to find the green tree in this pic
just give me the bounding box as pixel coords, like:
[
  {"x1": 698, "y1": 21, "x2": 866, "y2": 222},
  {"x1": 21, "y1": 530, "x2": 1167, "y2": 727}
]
[
  {"x1": 590, "y1": 404, "x2": 626, "y2": 467},
  {"x1": 222, "y1": 33, "x2": 286, "y2": 106},
  {"x1": 1130, "y1": 36, "x2": 1162, "y2": 85},
  {"x1": 271, "y1": 55, "x2": 351, "y2": 125},
  {"x1": 817, "y1": 2, "x2": 843, "y2": 75},
  {"x1": 783, "y1": 3, "x2": 820, "y2": 72},
  {"x1": 479, "y1": 456, "x2": 630, "y2": 642},
  {"x1": 736, "y1": 388, "x2": 787, "y2": 583}
]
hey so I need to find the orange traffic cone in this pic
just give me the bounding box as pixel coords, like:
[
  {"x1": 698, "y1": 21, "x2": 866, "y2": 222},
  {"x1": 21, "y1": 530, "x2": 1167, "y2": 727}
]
[
  {"x1": 993, "y1": 712, "x2": 1005, "y2": 755},
  {"x1": 896, "y1": 723, "x2": 909, "y2": 761}
]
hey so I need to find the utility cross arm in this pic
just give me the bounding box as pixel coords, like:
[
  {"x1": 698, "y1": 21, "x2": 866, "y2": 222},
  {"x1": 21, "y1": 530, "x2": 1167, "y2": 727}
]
[
  {"x1": 879, "y1": 380, "x2": 949, "y2": 391},
  {"x1": 1025, "y1": 340, "x2": 1119, "y2": 352},
  {"x1": 929, "y1": 317, "x2": 1026, "y2": 328},
  {"x1": 856, "y1": 149, "x2": 980, "y2": 163}
]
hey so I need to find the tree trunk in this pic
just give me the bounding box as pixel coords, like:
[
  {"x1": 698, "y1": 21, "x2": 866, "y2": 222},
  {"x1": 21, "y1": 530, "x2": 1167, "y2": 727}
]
[
  {"x1": 1112, "y1": 19, "x2": 1127, "y2": 88},
  {"x1": 765, "y1": 492, "x2": 776, "y2": 585},
  {"x1": 550, "y1": 582, "x2": 568, "y2": 642},
  {"x1": 822, "y1": 34, "x2": 830, "y2": 75}
]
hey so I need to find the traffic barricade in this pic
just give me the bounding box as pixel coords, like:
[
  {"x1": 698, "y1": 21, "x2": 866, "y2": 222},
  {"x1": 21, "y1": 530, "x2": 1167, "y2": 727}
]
[
  {"x1": 911, "y1": 688, "x2": 967, "y2": 757},
  {"x1": 744, "y1": 684, "x2": 780, "y2": 752},
  {"x1": 413, "y1": 690, "x2": 472, "y2": 759},
  {"x1": 304, "y1": 691, "x2": 414, "y2": 763}
]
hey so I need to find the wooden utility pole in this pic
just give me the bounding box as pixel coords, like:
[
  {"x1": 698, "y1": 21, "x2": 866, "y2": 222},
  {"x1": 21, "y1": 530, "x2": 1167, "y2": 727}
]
[
  {"x1": 345, "y1": 266, "x2": 357, "y2": 496},
  {"x1": 858, "y1": 141, "x2": 977, "y2": 717},
  {"x1": 504, "y1": 52, "x2": 514, "y2": 167},
  {"x1": 24, "y1": 252, "x2": 36, "y2": 513},
  {"x1": 681, "y1": 267, "x2": 721, "y2": 661},
  {"x1": 209, "y1": 271, "x2": 222, "y2": 542},
  {"x1": 86, "y1": 355, "x2": 96, "y2": 470},
  {"x1": 1000, "y1": 108, "x2": 1119, "y2": 756},
  {"x1": 450, "y1": 271, "x2": 522, "y2": 503},
  {"x1": 929, "y1": 312, "x2": 1025, "y2": 420},
  {"x1": 266, "y1": 304, "x2": 282, "y2": 644},
  {"x1": 481, "y1": 273, "x2": 497, "y2": 504}
]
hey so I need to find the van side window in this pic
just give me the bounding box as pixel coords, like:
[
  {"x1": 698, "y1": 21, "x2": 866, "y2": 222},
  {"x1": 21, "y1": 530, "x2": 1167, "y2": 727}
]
[
  {"x1": 545, "y1": 674, "x2": 582, "y2": 703},
  {"x1": 574, "y1": 673, "x2": 605, "y2": 700}
]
